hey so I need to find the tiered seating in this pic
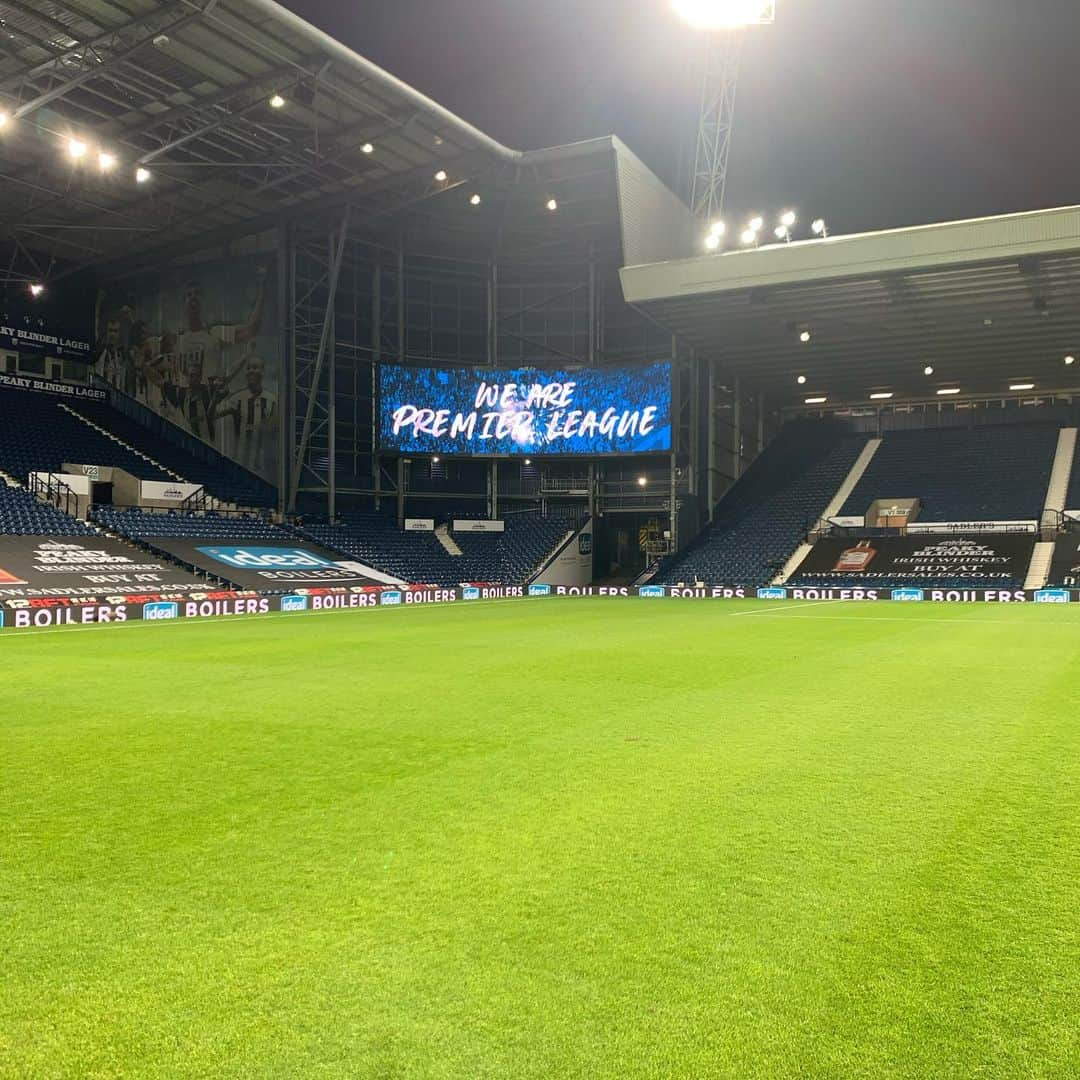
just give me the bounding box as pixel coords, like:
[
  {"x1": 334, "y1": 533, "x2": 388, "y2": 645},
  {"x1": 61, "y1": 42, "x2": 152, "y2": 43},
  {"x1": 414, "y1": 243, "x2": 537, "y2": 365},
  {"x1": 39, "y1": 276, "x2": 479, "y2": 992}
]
[
  {"x1": 72, "y1": 400, "x2": 276, "y2": 508},
  {"x1": 92, "y1": 508, "x2": 283, "y2": 543},
  {"x1": 297, "y1": 512, "x2": 571, "y2": 585},
  {"x1": 0, "y1": 387, "x2": 171, "y2": 482},
  {"x1": 839, "y1": 425, "x2": 1058, "y2": 522},
  {"x1": 655, "y1": 420, "x2": 867, "y2": 587},
  {"x1": 0, "y1": 484, "x2": 96, "y2": 536}
]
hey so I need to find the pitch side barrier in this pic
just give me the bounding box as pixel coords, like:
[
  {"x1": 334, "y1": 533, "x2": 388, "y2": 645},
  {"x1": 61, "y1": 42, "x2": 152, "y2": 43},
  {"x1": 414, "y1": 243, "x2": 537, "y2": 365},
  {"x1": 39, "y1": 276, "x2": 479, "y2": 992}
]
[{"x1": 3, "y1": 582, "x2": 1078, "y2": 631}]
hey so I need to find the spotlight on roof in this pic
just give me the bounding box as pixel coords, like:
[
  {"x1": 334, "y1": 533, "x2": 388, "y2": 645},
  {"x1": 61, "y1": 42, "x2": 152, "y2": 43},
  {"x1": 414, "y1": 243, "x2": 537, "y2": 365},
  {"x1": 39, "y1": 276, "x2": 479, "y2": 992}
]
[
  {"x1": 469, "y1": 193, "x2": 481, "y2": 206},
  {"x1": 924, "y1": 365, "x2": 934, "y2": 376},
  {"x1": 799, "y1": 330, "x2": 811, "y2": 344},
  {"x1": 361, "y1": 142, "x2": 374, "y2": 154},
  {"x1": 0, "y1": 111, "x2": 9, "y2": 130},
  {"x1": 740, "y1": 228, "x2": 757, "y2": 246},
  {"x1": 434, "y1": 169, "x2": 448, "y2": 181},
  {"x1": 524, "y1": 458, "x2": 532, "y2": 465},
  {"x1": 709, "y1": 220, "x2": 726, "y2": 237},
  {"x1": 432, "y1": 456, "x2": 440, "y2": 464},
  {"x1": 269, "y1": 93, "x2": 285, "y2": 109},
  {"x1": 774, "y1": 225, "x2": 790, "y2": 242},
  {"x1": 67, "y1": 138, "x2": 87, "y2": 161},
  {"x1": 796, "y1": 375, "x2": 807, "y2": 385},
  {"x1": 546, "y1": 198, "x2": 558, "y2": 211},
  {"x1": 869, "y1": 392, "x2": 893, "y2": 400},
  {"x1": 1009, "y1": 383, "x2": 1035, "y2": 391},
  {"x1": 637, "y1": 476, "x2": 648, "y2": 487},
  {"x1": 780, "y1": 210, "x2": 797, "y2": 228},
  {"x1": 937, "y1": 388, "x2": 961, "y2": 396},
  {"x1": 1066, "y1": 355, "x2": 1076, "y2": 365},
  {"x1": 135, "y1": 167, "x2": 151, "y2": 183},
  {"x1": 811, "y1": 218, "x2": 828, "y2": 237},
  {"x1": 28, "y1": 283, "x2": 45, "y2": 298},
  {"x1": 705, "y1": 232, "x2": 721, "y2": 251},
  {"x1": 748, "y1": 215, "x2": 764, "y2": 232},
  {"x1": 98, "y1": 150, "x2": 116, "y2": 172},
  {"x1": 671, "y1": 1, "x2": 776, "y2": 29},
  {"x1": 805, "y1": 396, "x2": 827, "y2": 405}
]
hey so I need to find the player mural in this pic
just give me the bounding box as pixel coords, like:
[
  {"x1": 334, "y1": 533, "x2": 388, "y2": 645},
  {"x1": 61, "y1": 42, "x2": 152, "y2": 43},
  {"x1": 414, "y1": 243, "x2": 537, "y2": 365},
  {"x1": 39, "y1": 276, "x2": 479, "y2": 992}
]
[{"x1": 96, "y1": 256, "x2": 279, "y2": 481}]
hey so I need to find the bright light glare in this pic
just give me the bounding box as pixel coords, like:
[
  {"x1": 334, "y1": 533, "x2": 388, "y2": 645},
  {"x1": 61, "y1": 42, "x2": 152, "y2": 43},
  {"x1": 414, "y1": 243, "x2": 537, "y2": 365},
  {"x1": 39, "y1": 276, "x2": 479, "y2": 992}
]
[
  {"x1": 1009, "y1": 383, "x2": 1035, "y2": 391},
  {"x1": 937, "y1": 388, "x2": 961, "y2": 396},
  {"x1": 434, "y1": 169, "x2": 447, "y2": 181},
  {"x1": 136, "y1": 167, "x2": 151, "y2": 183},
  {"x1": 29, "y1": 283, "x2": 45, "y2": 297},
  {"x1": 869, "y1": 392, "x2": 893, "y2": 400},
  {"x1": 799, "y1": 331, "x2": 811, "y2": 343},
  {"x1": 1066, "y1": 355, "x2": 1076, "y2": 365},
  {"x1": 0, "y1": 111, "x2": 9, "y2": 130},
  {"x1": 924, "y1": 365, "x2": 934, "y2": 375},
  {"x1": 546, "y1": 198, "x2": 558, "y2": 211},
  {"x1": 774, "y1": 226, "x2": 788, "y2": 240},
  {"x1": 811, "y1": 218, "x2": 827, "y2": 235},
  {"x1": 780, "y1": 210, "x2": 796, "y2": 227},
  {"x1": 469, "y1": 193, "x2": 481, "y2": 206},
  {"x1": 432, "y1": 456, "x2": 440, "y2": 464},
  {"x1": 98, "y1": 150, "x2": 116, "y2": 172},
  {"x1": 269, "y1": 94, "x2": 285, "y2": 109},
  {"x1": 361, "y1": 142, "x2": 374, "y2": 154},
  {"x1": 704, "y1": 232, "x2": 721, "y2": 251},
  {"x1": 748, "y1": 215, "x2": 764, "y2": 232},
  {"x1": 672, "y1": 1, "x2": 776, "y2": 29},
  {"x1": 805, "y1": 396, "x2": 827, "y2": 405},
  {"x1": 709, "y1": 220, "x2": 726, "y2": 237},
  {"x1": 740, "y1": 228, "x2": 756, "y2": 245},
  {"x1": 637, "y1": 476, "x2": 648, "y2": 487},
  {"x1": 68, "y1": 138, "x2": 87, "y2": 160},
  {"x1": 796, "y1": 374, "x2": 807, "y2": 384}
]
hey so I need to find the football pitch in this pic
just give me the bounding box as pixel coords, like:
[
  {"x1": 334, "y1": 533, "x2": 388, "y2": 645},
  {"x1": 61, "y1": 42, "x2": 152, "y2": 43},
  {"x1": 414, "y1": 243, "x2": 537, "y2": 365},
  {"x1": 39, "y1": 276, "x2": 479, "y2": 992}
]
[{"x1": 3, "y1": 598, "x2": 1079, "y2": 1078}]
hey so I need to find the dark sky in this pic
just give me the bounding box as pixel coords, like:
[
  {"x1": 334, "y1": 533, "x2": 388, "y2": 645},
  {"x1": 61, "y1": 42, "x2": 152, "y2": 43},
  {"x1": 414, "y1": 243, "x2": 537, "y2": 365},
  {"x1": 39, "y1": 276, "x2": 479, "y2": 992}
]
[{"x1": 282, "y1": 0, "x2": 1080, "y2": 234}]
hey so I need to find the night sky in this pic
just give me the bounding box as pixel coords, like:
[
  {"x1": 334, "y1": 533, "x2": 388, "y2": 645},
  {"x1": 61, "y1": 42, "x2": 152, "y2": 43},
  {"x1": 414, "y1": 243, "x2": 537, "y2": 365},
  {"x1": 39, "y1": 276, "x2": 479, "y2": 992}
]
[{"x1": 281, "y1": 0, "x2": 1080, "y2": 236}]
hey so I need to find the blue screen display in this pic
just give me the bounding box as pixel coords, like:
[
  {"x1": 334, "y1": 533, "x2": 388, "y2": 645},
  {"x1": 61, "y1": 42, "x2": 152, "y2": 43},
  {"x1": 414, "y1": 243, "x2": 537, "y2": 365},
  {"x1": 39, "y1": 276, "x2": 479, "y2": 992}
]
[{"x1": 379, "y1": 362, "x2": 671, "y2": 456}]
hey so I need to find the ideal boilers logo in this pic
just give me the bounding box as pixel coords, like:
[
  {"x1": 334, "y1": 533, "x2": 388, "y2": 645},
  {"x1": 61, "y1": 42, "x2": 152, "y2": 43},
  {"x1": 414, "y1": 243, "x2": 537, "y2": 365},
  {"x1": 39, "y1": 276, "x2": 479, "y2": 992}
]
[
  {"x1": 1034, "y1": 589, "x2": 1071, "y2": 604},
  {"x1": 143, "y1": 601, "x2": 179, "y2": 620},
  {"x1": 638, "y1": 585, "x2": 666, "y2": 598},
  {"x1": 757, "y1": 587, "x2": 787, "y2": 600},
  {"x1": 279, "y1": 594, "x2": 308, "y2": 612},
  {"x1": 380, "y1": 590, "x2": 403, "y2": 606},
  {"x1": 197, "y1": 547, "x2": 336, "y2": 570},
  {"x1": 891, "y1": 587, "x2": 925, "y2": 602},
  {"x1": 462, "y1": 586, "x2": 481, "y2": 601},
  {"x1": 528, "y1": 583, "x2": 552, "y2": 597}
]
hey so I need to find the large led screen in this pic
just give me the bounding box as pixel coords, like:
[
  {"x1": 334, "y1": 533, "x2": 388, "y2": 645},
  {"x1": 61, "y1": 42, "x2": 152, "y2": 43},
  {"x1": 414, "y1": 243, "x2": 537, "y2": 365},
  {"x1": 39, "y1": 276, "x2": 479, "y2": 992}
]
[{"x1": 379, "y1": 362, "x2": 671, "y2": 455}]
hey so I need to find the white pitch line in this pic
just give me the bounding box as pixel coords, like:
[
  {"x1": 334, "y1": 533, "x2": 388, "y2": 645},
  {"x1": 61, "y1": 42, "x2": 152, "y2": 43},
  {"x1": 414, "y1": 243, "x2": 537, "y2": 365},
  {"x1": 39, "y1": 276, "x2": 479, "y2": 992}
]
[
  {"x1": 733, "y1": 599, "x2": 849, "y2": 617},
  {"x1": 729, "y1": 611, "x2": 1080, "y2": 625}
]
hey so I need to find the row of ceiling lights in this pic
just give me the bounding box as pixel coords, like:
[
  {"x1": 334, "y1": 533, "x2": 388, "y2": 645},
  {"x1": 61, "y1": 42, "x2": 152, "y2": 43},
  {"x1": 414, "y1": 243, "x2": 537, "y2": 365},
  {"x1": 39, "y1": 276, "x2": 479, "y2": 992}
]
[{"x1": 705, "y1": 211, "x2": 827, "y2": 252}]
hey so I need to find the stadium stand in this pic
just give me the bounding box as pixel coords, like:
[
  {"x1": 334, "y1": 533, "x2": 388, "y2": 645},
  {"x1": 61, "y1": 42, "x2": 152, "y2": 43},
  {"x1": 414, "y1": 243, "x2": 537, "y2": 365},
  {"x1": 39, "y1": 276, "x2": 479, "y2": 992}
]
[
  {"x1": 0, "y1": 481, "x2": 96, "y2": 536},
  {"x1": 838, "y1": 424, "x2": 1059, "y2": 522},
  {"x1": 295, "y1": 512, "x2": 571, "y2": 585},
  {"x1": 70, "y1": 399, "x2": 277, "y2": 509},
  {"x1": 92, "y1": 508, "x2": 283, "y2": 543},
  {"x1": 0, "y1": 386, "x2": 171, "y2": 483},
  {"x1": 654, "y1": 419, "x2": 868, "y2": 587}
]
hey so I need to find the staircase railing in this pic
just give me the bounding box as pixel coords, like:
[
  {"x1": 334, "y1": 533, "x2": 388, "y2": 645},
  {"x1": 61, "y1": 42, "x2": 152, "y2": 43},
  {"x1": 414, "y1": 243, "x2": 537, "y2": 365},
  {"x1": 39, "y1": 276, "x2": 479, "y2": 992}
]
[
  {"x1": 30, "y1": 472, "x2": 80, "y2": 519},
  {"x1": 180, "y1": 486, "x2": 210, "y2": 514}
]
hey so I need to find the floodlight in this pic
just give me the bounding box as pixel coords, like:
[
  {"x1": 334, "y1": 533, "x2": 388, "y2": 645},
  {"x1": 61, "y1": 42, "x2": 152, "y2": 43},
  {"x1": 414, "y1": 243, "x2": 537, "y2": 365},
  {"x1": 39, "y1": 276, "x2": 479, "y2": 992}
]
[
  {"x1": 29, "y1": 283, "x2": 45, "y2": 297},
  {"x1": 799, "y1": 330, "x2": 811, "y2": 343},
  {"x1": 780, "y1": 210, "x2": 796, "y2": 228},
  {"x1": 709, "y1": 220, "x2": 726, "y2": 237},
  {"x1": 67, "y1": 138, "x2": 87, "y2": 160},
  {"x1": 0, "y1": 111, "x2": 9, "y2": 130},
  {"x1": 469, "y1": 193, "x2": 481, "y2": 206},
  {"x1": 748, "y1": 215, "x2": 764, "y2": 232},
  {"x1": 434, "y1": 169, "x2": 448, "y2": 181},
  {"x1": 705, "y1": 233, "x2": 721, "y2": 251},
  {"x1": 672, "y1": 1, "x2": 776, "y2": 30},
  {"x1": 269, "y1": 94, "x2": 285, "y2": 109},
  {"x1": 524, "y1": 458, "x2": 532, "y2": 466},
  {"x1": 1009, "y1": 383, "x2": 1035, "y2": 391},
  {"x1": 805, "y1": 397, "x2": 827, "y2": 405},
  {"x1": 135, "y1": 167, "x2": 151, "y2": 183},
  {"x1": 98, "y1": 150, "x2": 116, "y2": 172},
  {"x1": 740, "y1": 228, "x2": 757, "y2": 245},
  {"x1": 361, "y1": 142, "x2": 374, "y2": 153},
  {"x1": 774, "y1": 225, "x2": 788, "y2": 240},
  {"x1": 923, "y1": 365, "x2": 934, "y2": 375},
  {"x1": 869, "y1": 392, "x2": 893, "y2": 400},
  {"x1": 546, "y1": 198, "x2": 558, "y2": 211},
  {"x1": 796, "y1": 375, "x2": 806, "y2": 384},
  {"x1": 637, "y1": 476, "x2": 648, "y2": 487},
  {"x1": 811, "y1": 218, "x2": 827, "y2": 236},
  {"x1": 432, "y1": 456, "x2": 441, "y2": 464},
  {"x1": 1066, "y1": 355, "x2": 1076, "y2": 365},
  {"x1": 937, "y1": 388, "x2": 960, "y2": 396}
]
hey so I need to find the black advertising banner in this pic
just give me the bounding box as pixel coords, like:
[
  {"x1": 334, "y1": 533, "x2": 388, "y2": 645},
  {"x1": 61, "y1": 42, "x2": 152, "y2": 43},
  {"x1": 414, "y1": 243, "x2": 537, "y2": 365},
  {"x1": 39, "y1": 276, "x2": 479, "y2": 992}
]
[
  {"x1": 792, "y1": 535, "x2": 1035, "y2": 584},
  {"x1": 145, "y1": 538, "x2": 388, "y2": 589},
  {"x1": 0, "y1": 536, "x2": 207, "y2": 602},
  {"x1": 1049, "y1": 536, "x2": 1080, "y2": 587},
  {"x1": 0, "y1": 371, "x2": 107, "y2": 401}
]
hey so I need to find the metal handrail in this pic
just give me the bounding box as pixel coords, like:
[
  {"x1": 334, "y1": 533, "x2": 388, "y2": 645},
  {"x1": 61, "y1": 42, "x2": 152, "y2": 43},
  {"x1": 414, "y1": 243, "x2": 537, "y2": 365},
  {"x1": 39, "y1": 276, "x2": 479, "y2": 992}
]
[{"x1": 30, "y1": 472, "x2": 80, "y2": 519}]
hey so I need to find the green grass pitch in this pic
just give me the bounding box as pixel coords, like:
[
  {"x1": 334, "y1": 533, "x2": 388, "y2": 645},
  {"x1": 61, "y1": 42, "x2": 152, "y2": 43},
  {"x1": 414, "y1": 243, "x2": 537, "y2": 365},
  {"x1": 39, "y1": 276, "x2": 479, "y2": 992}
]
[{"x1": 3, "y1": 598, "x2": 1079, "y2": 1078}]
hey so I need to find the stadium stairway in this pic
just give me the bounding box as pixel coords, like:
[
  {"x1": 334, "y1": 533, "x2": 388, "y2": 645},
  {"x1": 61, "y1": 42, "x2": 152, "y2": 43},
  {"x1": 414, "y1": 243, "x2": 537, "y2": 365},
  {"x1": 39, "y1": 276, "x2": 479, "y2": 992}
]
[
  {"x1": 1024, "y1": 541, "x2": 1057, "y2": 590},
  {"x1": 1046, "y1": 427, "x2": 1078, "y2": 518},
  {"x1": 58, "y1": 402, "x2": 185, "y2": 483},
  {"x1": 654, "y1": 419, "x2": 869, "y2": 587}
]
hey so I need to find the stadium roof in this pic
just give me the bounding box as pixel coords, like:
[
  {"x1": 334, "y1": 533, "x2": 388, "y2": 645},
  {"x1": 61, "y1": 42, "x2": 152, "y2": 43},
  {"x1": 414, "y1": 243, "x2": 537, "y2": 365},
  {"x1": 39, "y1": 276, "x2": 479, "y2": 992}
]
[
  {"x1": 619, "y1": 205, "x2": 1080, "y2": 405},
  {"x1": 0, "y1": 0, "x2": 695, "y2": 282}
]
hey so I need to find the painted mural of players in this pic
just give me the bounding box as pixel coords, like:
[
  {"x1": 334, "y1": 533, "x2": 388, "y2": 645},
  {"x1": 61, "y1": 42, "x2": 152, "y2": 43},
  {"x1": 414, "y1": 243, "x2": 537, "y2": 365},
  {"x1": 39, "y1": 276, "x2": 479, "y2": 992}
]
[{"x1": 219, "y1": 349, "x2": 278, "y2": 475}]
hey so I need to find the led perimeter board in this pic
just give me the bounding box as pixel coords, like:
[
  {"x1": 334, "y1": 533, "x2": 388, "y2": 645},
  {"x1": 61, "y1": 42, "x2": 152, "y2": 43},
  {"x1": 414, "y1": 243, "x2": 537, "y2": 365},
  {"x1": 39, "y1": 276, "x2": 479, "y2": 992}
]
[{"x1": 378, "y1": 362, "x2": 672, "y2": 456}]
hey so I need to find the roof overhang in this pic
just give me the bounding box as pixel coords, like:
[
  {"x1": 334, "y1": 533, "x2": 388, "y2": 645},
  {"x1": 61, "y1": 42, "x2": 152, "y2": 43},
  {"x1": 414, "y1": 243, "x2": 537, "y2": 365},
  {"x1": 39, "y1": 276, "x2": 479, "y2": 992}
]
[{"x1": 620, "y1": 204, "x2": 1080, "y2": 403}]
